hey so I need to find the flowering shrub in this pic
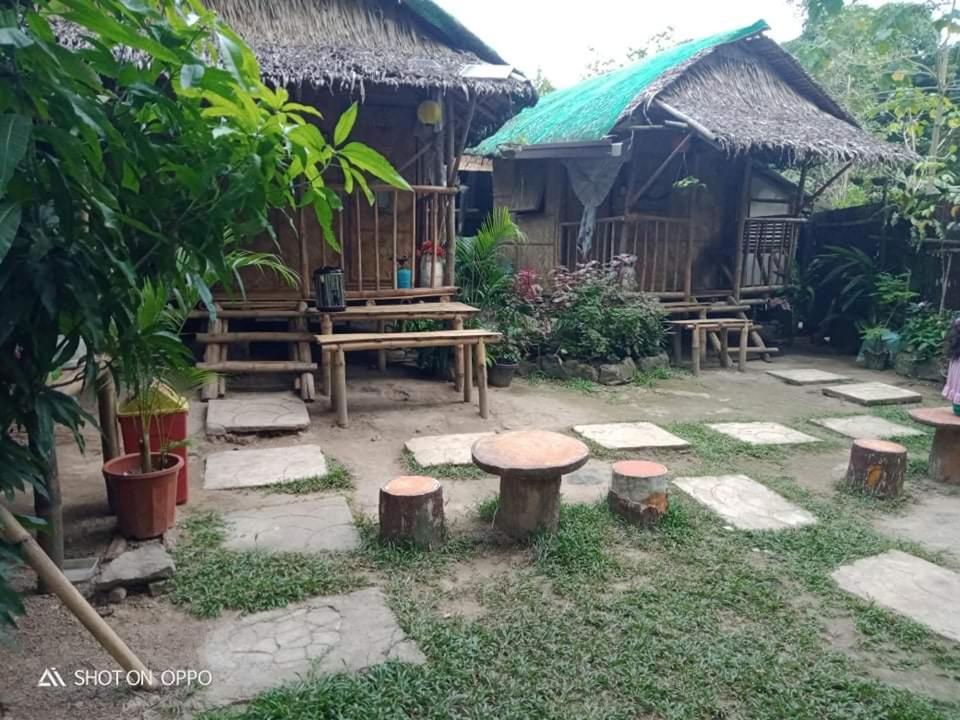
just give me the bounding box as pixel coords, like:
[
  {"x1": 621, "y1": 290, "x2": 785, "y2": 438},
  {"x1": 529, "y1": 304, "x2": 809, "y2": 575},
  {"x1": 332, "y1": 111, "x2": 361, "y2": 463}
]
[{"x1": 547, "y1": 262, "x2": 665, "y2": 362}]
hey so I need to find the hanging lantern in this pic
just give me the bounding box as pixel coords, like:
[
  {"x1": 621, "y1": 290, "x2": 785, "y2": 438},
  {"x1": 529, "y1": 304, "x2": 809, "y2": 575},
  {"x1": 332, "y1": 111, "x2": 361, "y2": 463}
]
[
  {"x1": 417, "y1": 100, "x2": 443, "y2": 125},
  {"x1": 313, "y1": 267, "x2": 346, "y2": 312}
]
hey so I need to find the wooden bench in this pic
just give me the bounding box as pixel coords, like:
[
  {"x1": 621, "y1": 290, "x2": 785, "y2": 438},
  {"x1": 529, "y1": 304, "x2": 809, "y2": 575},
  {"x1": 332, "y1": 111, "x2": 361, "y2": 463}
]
[
  {"x1": 668, "y1": 319, "x2": 752, "y2": 376},
  {"x1": 315, "y1": 329, "x2": 501, "y2": 428}
]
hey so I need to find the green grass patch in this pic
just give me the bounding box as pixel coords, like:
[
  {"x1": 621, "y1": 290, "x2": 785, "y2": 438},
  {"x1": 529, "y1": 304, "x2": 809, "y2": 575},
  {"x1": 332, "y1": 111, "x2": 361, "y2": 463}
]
[
  {"x1": 402, "y1": 449, "x2": 490, "y2": 481},
  {"x1": 168, "y1": 513, "x2": 363, "y2": 617},
  {"x1": 532, "y1": 502, "x2": 619, "y2": 593},
  {"x1": 476, "y1": 495, "x2": 499, "y2": 523},
  {"x1": 632, "y1": 364, "x2": 677, "y2": 387},
  {"x1": 261, "y1": 459, "x2": 354, "y2": 495},
  {"x1": 353, "y1": 513, "x2": 479, "y2": 572}
]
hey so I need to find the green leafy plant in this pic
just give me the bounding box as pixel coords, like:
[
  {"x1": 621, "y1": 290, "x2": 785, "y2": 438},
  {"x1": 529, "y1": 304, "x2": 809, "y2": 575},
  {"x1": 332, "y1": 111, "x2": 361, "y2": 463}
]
[
  {"x1": 901, "y1": 304, "x2": 952, "y2": 362},
  {"x1": 455, "y1": 208, "x2": 523, "y2": 309},
  {"x1": 547, "y1": 262, "x2": 666, "y2": 362}
]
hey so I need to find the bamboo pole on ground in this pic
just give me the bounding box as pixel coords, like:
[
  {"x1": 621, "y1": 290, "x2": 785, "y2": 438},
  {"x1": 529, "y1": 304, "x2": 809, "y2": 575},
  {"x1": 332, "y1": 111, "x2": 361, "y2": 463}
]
[{"x1": 0, "y1": 504, "x2": 157, "y2": 689}]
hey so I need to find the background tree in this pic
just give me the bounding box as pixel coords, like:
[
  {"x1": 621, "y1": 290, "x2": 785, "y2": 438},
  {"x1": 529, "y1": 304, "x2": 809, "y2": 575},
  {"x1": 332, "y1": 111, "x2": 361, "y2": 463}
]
[{"x1": 0, "y1": 0, "x2": 404, "y2": 624}]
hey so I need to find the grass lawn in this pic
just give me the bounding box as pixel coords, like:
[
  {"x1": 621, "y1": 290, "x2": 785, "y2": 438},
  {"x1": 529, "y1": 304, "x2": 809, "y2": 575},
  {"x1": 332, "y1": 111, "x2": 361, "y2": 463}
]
[{"x1": 195, "y1": 408, "x2": 960, "y2": 719}]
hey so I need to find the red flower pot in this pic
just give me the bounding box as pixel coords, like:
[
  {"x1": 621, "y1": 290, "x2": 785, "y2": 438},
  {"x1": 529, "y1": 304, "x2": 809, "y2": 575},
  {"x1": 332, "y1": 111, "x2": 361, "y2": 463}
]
[{"x1": 102, "y1": 452, "x2": 182, "y2": 539}]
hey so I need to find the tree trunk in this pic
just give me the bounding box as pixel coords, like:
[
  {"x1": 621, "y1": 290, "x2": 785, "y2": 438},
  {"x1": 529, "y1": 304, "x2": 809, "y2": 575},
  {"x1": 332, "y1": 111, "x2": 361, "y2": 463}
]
[
  {"x1": 844, "y1": 439, "x2": 906, "y2": 499},
  {"x1": 28, "y1": 411, "x2": 63, "y2": 590},
  {"x1": 379, "y1": 476, "x2": 444, "y2": 548},
  {"x1": 608, "y1": 460, "x2": 669, "y2": 527}
]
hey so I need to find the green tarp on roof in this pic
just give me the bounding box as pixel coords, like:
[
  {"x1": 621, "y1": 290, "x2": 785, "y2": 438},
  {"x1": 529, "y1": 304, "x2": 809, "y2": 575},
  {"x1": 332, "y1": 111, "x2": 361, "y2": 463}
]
[{"x1": 471, "y1": 20, "x2": 769, "y2": 156}]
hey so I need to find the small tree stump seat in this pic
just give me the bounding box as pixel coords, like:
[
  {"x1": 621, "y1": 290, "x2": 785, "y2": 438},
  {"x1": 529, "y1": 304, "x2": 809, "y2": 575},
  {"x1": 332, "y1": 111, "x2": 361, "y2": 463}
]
[
  {"x1": 909, "y1": 407, "x2": 960, "y2": 485},
  {"x1": 844, "y1": 438, "x2": 907, "y2": 498},
  {"x1": 471, "y1": 431, "x2": 589, "y2": 539},
  {"x1": 379, "y1": 475, "x2": 444, "y2": 548},
  {"x1": 608, "y1": 460, "x2": 670, "y2": 527}
]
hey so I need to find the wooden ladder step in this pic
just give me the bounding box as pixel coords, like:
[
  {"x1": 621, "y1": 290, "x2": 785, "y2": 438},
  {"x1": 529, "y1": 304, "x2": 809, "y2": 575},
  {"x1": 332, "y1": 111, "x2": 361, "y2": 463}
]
[
  {"x1": 197, "y1": 361, "x2": 317, "y2": 373},
  {"x1": 196, "y1": 332, "x2": 314, "y2": 344}
]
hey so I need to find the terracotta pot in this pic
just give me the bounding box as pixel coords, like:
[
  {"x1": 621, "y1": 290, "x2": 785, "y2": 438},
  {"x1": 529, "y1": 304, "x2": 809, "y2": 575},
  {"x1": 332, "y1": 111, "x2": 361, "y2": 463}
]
[{"x1": 102, "y1": 452, "x2": 181, "y2": 539}]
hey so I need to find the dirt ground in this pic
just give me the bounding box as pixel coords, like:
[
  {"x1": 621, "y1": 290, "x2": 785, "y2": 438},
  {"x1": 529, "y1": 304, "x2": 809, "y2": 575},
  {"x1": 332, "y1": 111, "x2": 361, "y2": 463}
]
[{"x1": 0, "y1": 350, "x2": 954, "y2": 719}]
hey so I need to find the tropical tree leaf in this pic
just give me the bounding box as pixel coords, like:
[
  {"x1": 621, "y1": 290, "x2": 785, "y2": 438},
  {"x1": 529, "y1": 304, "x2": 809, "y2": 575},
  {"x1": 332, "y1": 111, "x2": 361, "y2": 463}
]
[
  {"x1": 0, "y1": 115, "x2": 31, "y2": 195},
  {"x1": 333, "y1": 102, "x2": 358, "y2": 147},
  {"x1": 0, "y1": 202, "x2": 20, "y2": 264},
  {"x1": 339, "y1": 142, "x2": 410, "y2": 190}
]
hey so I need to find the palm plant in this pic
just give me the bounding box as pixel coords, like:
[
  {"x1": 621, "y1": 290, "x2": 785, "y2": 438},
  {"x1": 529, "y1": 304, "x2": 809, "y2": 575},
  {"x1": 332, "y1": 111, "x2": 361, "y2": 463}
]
[{"x1": 455, "y1": 208, "x2": 523, "y2": 309}]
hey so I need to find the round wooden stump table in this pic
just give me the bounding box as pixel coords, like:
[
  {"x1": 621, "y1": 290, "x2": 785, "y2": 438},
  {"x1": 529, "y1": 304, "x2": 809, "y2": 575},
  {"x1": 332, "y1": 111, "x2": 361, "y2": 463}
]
[
  {"x1": 909, "y1": 407, "x2": 960, "y2": 485},
  {"x1": 471, "y1": 430, "x2": 589, "y2": 539}
]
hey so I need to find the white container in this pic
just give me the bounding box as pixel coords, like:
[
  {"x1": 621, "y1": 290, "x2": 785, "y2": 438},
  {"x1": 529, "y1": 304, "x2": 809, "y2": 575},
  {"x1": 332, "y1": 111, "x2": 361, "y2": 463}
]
[{"x1": 418, "y1": 257, "x2": 445, "y2": 288}]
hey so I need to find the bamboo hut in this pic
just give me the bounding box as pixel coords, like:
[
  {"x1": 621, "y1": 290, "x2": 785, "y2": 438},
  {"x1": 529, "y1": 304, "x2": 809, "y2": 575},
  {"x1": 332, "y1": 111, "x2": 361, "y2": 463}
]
[
  {"x1": 204, "y1": 0, "x2": 535, "y2": 298},
  {"x1": 472, "y1": 20, "x2": 910, "y2": 305}
]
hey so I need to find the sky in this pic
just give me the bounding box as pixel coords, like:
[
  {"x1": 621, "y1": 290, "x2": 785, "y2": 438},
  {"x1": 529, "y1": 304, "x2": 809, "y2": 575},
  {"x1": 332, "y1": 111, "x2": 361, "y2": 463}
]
[{"x1": 431, "y1": 0, "x2": 891, "y2": 88}]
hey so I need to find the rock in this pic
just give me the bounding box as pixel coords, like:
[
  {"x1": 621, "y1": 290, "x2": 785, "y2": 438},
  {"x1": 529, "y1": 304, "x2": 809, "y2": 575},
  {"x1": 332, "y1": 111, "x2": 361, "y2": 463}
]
[
  {"x1": 540, "y1": 354, "x2": 564, "y2": 379},
  {"x1": 516, "y1": 359, "x2": 539, "y2": 378},
  {"x1": 561, "y1": 360, "x2": 599, "y2": 383},
  {"x1": 97, "y1": 606, "x2": 114, "y2": 618},
  {"x1": 598, "y1": 357, "x2": 637, "y2": 385},
  {"x1": 638, "y1": 353, "x2": 670, "y2": 373},
  {"x1": 95, "y1": 542, "x2": 175, "y2": 591},
  {"x1": 148, "y1": 581, "x2": 169, "y2": 598},
  {"x1": 107, "y1": 587, "x2": 127, "y2": 604}
]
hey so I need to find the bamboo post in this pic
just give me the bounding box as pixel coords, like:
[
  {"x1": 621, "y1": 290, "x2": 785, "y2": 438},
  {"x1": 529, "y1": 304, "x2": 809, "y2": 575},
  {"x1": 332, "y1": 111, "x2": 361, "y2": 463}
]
[
  {"x1": 475, "y1": 340, "x2": 488, "y2": 419},
  {"x1": 431, "y1": 193, "x2": 439, "y2": 288},
  {"x1": 463, "y1": 339, "x2": 473, "y2": 403},
  {"x1": 334, "y1": 348, "x2": 348, "y2": 428},
  {"x1": 738, "y1": 321, "x2": 749, "y2": 371},
  {"x1": 392, "y1": 191, "x2": 399, "y2": 290},
  {"x1": 733, "y1": 160, "x2": 752, "y2": 302},
  {"x1": 690, "y1": 326, "x2": 701, "y2": 376},
  {"x1": 720, "y1": 327, "x2": 730, "y2": 369},
  {"x1": 411, "y1": 191, "x2": 417, "y2": 288},
  {"x1": 377, "y1": 320, "x2": 387, "y2": 373},
  {"x1": 452, "y1": 315, "x2": 464, "y2": 392},
  {"x1": 321, "y1": 313, "x2": 333, "y2": 398},
  {"x1": 295, "y1": 302, "x2": 315, "y2": 401},
  {"x1": 355, "y1": 193, "x2": 363, "y2": 292},
  {"x1": 200, "y1": 311, "x2": 220, "y2": 401},
  {"x1": 374, "y1": 196, "x2": 381, "y2": 291},
  {"x1": 0, "y1": 505, "x2": 157, "y2": 688},
  {"x1": 298, "y1": 205, "x2": 310, "y2": 300},
  {"x1": 96, "y1": 370, "x2": 121, "y2": 461}
]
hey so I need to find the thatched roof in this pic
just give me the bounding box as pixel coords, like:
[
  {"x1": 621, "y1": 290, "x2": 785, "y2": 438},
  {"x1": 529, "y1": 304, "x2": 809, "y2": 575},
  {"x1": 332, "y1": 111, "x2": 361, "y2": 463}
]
[
  {"x1": 472, "y1": 20, "x2": 911, "y2": 165},
  {"x1": 205, "y1": 0, "x2": 534, "y2": 107}
]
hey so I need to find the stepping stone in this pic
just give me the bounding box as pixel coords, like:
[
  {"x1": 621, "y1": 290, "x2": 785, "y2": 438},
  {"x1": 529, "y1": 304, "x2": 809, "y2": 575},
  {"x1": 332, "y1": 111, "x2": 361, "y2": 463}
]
[
  {"x1": 405, "y1": 432, "x2": 494, "y2": 467},
  {"x1": 204, "y1": 445, "x2": 328, "y2": 490},
  {"x1": 766, "y1": 369, "x2": 851, "y2": 385},
  {"x1": 95, "y1": 543, "x2": 174, "y2": 591},
  {"x1": 561, "y1": 459, "x2": 610, "y2": 505},
  {"x1": 199, "y1": 587, "x2": 424, "y2": 705},
  {"x1": 707, "y1": 422, "x2": 819, "y2": 446},
  {"x1": 832, "y1": 550, "x2": 960, "y2": 642},
  {"x1": 822, "y1": 382, "x2": 922, "y2": 407},
  {"x1": 572, "y1": 422, "x2": 689, "y2": 450},
  {"x1": 63, "y1": 557, "x2": 99, "y2": 585},
  {"x1": 223, "y1": 497, "x2": 359, "y2": 553},
  {"x1": 673, "y1": 474, "x2": 817, "y2": 530},
  {"x1": 812, "y1": 415, "x2": 924, "y2": 440},
  {"x1": 206, "y1": 393, "x2": 309, "y2": 435}
]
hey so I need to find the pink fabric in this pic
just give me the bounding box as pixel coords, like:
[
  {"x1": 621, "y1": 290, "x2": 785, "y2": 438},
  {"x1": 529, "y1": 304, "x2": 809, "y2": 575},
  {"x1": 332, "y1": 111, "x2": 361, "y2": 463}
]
[{"x1": 944, "y1": 358, "x2": 960, "y2": 404}]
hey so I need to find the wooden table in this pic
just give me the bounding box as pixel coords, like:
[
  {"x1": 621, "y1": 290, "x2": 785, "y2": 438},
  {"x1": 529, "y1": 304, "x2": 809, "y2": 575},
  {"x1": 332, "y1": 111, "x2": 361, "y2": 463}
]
[
  {"x1": 314, "y1": 302, "x2": 480, "y2": 395},
  {"x1": 471, "y1": 431, "x2": 589, "y2": 539},
  {"x1": 909, "y1": 407, "x2": 960, "y2": 484},
  {"x1": 667, "y1": 318, "x2": 751, "y2": 376}
]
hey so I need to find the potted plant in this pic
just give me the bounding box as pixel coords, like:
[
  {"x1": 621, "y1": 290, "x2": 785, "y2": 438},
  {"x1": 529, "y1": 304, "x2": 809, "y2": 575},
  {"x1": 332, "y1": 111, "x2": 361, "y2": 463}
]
[
  {"x1": 487, "y1": 308, "x2": 532, "y2": 388},
  {"x1": 103, "y1": 280, "x2": 208, "y2": 539},
  {"x1": 417, "y1": 240, "x2": 446, "y2": 288},
  {"x1": 859, "y1": 324, "x2": 890, "y2": 370}
]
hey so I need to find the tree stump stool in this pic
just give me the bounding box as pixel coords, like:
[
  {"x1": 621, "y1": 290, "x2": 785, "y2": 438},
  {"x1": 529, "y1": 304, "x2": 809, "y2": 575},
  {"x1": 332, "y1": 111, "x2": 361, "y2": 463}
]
[
  {"x1": 379, "y1": 476, "x2": 444, "y2": 548},
  {"x1": 471, "y1": 430, "x2": 589, "y2": 539},
  {"x1": 909, "y1": 407, "x2": 960, "y2": 485},
  {"x1": 608, "y1": 460, "x2": 669, "y2": 527},
  {"x1": 844, "y1": 439, "x2": 907, "y2": 498}
]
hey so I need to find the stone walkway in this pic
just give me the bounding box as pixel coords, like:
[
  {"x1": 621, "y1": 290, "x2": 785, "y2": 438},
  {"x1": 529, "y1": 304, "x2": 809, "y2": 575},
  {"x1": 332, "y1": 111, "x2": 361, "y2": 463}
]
[
  {"x1": 572, "y1": 422, "x2": 689, "y2": 450},
  {"x1": 766, "y1": 369, "x2": 851, "y2": 386},
  {"x1": 822, "y1": 382, "x2": 922, "y2": 406},
  {"x1": 673, "y1": 475, "x2": 817, "y2": 530},
  {"x1": 222, "y1": 497, "x2": 360, "y2": 553},
  {"x1": 204, "y1": 445, "x2": 329, "y2": 490},
  {"x1": 832, "y1": 550, "x2": 960, "y2": 642},
  {"x1": 707, "y1": 422, "x2": 820, "y2": 446},
  {"x1": 199, "y1": 588, "x2": 425, "y2": 705},
  {"x1": 206, "y1": 393, "x2": 310, "y2": 434},
  {"x1": 812, "y1": 415, "x2": 923, "y2": 440},
  {"x1": 405, "y1": 432, "x2": 494, "y2": 467}
]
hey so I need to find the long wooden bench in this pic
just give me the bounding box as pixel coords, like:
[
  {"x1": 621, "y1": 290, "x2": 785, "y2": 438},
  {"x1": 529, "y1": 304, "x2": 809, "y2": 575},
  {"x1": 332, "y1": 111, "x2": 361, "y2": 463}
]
[{"x1": 314, "y1": 329, "x2": 501, "y2": 428}]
